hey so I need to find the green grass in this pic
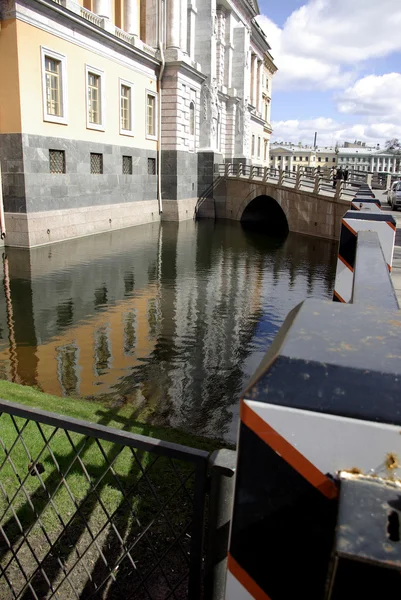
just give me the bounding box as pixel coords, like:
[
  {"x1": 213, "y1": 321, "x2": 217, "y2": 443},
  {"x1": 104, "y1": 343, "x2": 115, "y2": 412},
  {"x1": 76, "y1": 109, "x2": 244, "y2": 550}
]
[{"x1": 0, "y1": 381, "x2": 220, "y2": 597}]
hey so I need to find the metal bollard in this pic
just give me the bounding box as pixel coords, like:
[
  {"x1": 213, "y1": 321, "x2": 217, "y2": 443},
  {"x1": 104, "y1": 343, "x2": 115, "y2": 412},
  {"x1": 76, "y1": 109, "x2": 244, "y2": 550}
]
[{"x1": 204, "y1": 449, "x2": 236, "y2": 600}]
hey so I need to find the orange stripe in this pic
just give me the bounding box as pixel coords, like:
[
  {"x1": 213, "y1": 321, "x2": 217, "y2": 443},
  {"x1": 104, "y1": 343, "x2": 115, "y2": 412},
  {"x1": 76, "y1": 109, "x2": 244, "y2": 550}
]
[
  {"x1": 338, "y1": 254, "x2": 354, "y2": 272},
  {"x1": 333, "y1": 290, "x2": 346, "y2": 303},
  {"x1": 228, "y1": 553, "x2": 272, "y2": 600},
  {"x1": 388, "y1": 263, "x2": 392, "y2": 273},
  {"x1": 342, "y1": 219, "x2": 357, "y2": 236},
  {"x1": 241, "y1": 402, "x2": 338, "y2": 500},
  {"x1": 387, "y1": 221, "x2": 396, "y2": 231}
]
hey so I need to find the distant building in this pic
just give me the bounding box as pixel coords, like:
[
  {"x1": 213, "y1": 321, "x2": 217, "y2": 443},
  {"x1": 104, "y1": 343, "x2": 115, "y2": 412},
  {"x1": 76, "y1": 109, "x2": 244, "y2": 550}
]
[
  {"x1": 270, "y1": 140, "x2": 399, "y2": 174},
  {"x1": 269, "y1": 143, "x2": 337, "y2": 172},
  {"x1": 337, "y1": 147, "x2": 397, "y2": 173}
]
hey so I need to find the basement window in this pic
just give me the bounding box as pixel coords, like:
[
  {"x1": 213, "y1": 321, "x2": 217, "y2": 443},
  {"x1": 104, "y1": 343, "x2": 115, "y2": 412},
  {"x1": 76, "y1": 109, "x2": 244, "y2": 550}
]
[
  {"x1": 90, "y1": 153, "x2": 103, "y2": 174},
  {"x1": 123, "y1": 155, "x2": 133, "y2": 175},
  {"x1": 148, "y1": 158, "x2": 156, "y2": 175},
  {"x1": 49, "y1": 150, "x2": 66, "y2": 174}
]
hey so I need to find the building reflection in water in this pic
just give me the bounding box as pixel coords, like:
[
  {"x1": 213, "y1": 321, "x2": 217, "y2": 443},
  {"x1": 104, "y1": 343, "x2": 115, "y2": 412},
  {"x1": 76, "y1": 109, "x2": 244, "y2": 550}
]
[
  {"x1": 56, "y1": 343, "x2": 80, "y2": 396},
  {"x1": 0, "y1": 220, "x2": 337, "y2": 444}
]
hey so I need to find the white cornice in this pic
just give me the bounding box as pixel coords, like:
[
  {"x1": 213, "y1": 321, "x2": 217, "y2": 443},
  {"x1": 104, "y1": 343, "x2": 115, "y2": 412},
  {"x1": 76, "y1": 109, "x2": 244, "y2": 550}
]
[{"x1": 12, "y1": 0, "x2": 159, "y2": 79}]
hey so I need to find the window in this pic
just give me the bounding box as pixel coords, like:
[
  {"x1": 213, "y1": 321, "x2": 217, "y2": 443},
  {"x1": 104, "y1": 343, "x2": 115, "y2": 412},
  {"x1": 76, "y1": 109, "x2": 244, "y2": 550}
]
[
  {"x1": 146, "y1": 92, "x2": 157, "y2": 138},
  {"x1": 252, "y1": 135, "x2": 255, "y2": 156},
  {"x1": 120, "y1": 80, "x2": 134, "y2": 135},
  {"x1": 90, "y1": 153, "x2": 103, "y2": 174},
  {"x1": 325, "y1": 157, "x2": 328, "y2": 162},
  {"x1": 123, "y1": 155, "x2": 132, "y2": 175},
  {"x1": 41, "y1": 47, "x2": 67, "y2": 124},
  {"x1": 189, "y1": 101, "x2": 195, "y2": 136},
  {"x1": 264, "y1": 140, "x2": 268, "y2": 161},
  {"x1": 86, "y1": 65, "x2": 104, "y2": 130},
  {"x1": 257, "y1": 138, "x2": 261, "y2": 158},
  {"x1": 332, "y1": 158, "x2": 336, "y2": 162},
  {"x1": 318, "y1": 157, "x2": 321, "y2": 162},
  {"x1": 49, "y1": 150, "x2": 65, "y2": 173},
  {"x1": 278, "y1": 155, "x2": 281, "y2": 160},
  {"x1": 148, "y1": 158, "x2": 156, "y2": 175}
]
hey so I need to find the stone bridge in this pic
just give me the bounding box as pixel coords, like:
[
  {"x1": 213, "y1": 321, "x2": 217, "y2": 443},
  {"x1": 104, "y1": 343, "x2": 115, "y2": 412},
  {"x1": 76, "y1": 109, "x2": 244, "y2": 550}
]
[{"x1": 196, "y1": 165, "x2": 365, "y2": 241}]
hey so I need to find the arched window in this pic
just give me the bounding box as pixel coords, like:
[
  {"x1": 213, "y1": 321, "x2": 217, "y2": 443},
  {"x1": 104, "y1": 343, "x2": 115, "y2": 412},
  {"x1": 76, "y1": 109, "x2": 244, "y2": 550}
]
[{"x1": 189, "y1": 102, "x2": 195, "y2": 136}]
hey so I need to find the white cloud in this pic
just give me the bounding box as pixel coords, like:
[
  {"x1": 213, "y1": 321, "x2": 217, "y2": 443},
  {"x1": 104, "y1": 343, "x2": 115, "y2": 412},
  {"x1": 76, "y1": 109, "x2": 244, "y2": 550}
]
[
  {"x1": 257, "y1": 1, "x2": 401, "y2": 146},
  {"x1": 337, "y1": 73, "x2": 401, "y2": 121},
  {"x1": 257, "y1": 0, "x2": 401, "y2": 91},
  {"x1": 271, "y1": 117, "x2": 399, "y2": 148}
]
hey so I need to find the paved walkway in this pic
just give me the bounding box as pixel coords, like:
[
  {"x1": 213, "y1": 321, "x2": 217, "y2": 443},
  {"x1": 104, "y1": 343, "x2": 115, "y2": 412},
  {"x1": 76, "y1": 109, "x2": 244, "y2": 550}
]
[{"x1": 375, "y1": 191, "x2": 401, "y2": 305}]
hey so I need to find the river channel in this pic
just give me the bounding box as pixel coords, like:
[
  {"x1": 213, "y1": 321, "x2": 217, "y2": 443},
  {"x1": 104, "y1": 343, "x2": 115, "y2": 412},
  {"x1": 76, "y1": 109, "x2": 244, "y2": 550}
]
[{"x1": 0, "y1": 220, "x2": 337, "y2": 444}]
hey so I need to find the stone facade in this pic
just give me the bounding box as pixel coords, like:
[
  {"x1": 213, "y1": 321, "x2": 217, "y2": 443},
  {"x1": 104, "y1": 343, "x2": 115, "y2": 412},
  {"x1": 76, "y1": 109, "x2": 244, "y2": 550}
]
[
  {"x1": 1, "y1": 134, "x2": 157, "y2": 214},
  {"x1": 0, "y1": 0, "x2": 276, "y2": 247}
]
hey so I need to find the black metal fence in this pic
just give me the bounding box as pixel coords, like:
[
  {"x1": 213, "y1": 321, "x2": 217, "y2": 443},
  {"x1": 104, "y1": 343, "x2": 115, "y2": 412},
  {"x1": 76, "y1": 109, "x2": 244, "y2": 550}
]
[{"x1": 0, "y1": 400, "x2": 216, "y2": 600}]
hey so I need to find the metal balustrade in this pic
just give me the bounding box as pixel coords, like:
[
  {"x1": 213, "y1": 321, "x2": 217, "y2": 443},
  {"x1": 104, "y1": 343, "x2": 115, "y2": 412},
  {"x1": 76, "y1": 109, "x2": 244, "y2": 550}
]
[{"x1": 0, "y1": 400, "x2": 211, "y2": 600}]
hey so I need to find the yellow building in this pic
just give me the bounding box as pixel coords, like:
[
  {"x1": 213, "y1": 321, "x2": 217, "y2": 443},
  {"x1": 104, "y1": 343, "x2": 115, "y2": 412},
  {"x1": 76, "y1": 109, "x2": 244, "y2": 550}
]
[
  {"x1": 0, "y1": 0, "x2": 163, "y2": 247},
  {"x1": 270, "y1": 143, "x2": 337, "y2": 173},
  {"x1": 0, "y1": 0, "x2": 276, "y2": 248}
]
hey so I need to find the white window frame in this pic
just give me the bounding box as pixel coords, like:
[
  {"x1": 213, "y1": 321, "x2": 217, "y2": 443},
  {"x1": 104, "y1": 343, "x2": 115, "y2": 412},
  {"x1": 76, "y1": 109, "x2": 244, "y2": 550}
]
[
  {"x1": 41, "y1": 47, "x2": 68, "y2": 125},
  {"x1": 146, "y1": 90, "x2": 158, "y2": 140},
  {"x1": 119, "y1": 78, "x2": 134, "y2": 137},
  {"x1": 85, "y1": 64, "x2": 105, "y2": 132}
]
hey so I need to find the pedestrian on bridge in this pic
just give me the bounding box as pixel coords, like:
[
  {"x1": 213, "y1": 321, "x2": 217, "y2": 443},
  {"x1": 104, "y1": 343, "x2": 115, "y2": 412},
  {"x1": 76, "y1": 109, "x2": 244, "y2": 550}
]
[
  {"x1": 343, "y1": 167, "x2": 349, "y2": 188},
  {"x1": 333, "y1": 167, "x2": 343, "y2": 188}
]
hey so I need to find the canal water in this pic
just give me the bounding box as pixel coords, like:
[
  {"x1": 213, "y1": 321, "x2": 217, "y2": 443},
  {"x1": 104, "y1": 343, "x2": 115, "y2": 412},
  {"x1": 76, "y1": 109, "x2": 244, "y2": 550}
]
[{"x1": 0, "y1": 220, "x2": 337, "y2": 444}]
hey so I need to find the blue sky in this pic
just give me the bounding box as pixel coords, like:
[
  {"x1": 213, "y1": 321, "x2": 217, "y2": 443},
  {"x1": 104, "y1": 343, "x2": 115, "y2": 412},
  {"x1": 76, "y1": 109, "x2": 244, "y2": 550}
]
[{"x1": 256, "y1": 0, "x2": 401, "y2": 147}]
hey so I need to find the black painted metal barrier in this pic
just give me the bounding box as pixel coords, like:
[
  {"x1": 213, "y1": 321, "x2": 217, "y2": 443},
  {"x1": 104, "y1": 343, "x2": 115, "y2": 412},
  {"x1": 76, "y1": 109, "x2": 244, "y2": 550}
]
[{"x1": 226, "y1": 182, "x2": 401, "y2": 599}]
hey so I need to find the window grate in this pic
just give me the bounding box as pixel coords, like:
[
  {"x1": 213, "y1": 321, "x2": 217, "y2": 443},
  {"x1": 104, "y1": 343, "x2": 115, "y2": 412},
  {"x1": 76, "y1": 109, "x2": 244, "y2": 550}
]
[
  {"x1": 123, "y1": 155, "x2": 133, "y2": 175},
  {"x1": 147, "y1": 158, "x2": 156, "y2": 175},
  {"x1": 90, "y1": 153, "x2": 103, "y2": 174},
  {"x1": 49, "y1": 150, "x2": 65, "y2": 174}
]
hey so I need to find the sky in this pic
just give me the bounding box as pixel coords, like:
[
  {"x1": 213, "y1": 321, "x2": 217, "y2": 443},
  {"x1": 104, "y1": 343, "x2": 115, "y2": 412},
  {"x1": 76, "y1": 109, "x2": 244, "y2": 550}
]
[{"x1": 256, "y1": 0, "x2": 401, "y2": 148}]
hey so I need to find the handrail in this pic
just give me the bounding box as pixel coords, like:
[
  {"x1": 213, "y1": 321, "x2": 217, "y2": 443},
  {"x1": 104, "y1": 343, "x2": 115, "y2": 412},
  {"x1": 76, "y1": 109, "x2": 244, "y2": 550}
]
[{"x1": 211, "y1": 163, "x2": 369, "y2": 201}]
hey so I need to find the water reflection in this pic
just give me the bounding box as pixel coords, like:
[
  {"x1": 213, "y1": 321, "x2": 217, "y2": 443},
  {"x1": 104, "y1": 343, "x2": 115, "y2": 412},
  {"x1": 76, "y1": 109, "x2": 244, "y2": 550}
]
[{"x1": 0, "y1": 220, "x2": 337, "y2": 443}]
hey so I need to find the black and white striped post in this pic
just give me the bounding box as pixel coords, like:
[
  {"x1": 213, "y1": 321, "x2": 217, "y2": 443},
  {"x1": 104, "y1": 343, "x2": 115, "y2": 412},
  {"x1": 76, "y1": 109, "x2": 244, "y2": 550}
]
[{"x1": 225, "y1": 182, "x2": 401, "y2": 599}]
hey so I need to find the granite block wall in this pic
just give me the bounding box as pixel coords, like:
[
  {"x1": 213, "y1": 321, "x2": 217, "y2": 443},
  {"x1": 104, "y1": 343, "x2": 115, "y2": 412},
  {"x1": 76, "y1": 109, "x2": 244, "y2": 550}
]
[
  {"x1": 161, "y1": 150, "x2": 198, "y2": 200},
  {"x1": 18, "y1": 134, "x2": 158, "y2": 213},
  {"x1": 0, "y1": 134, "x2": 27, "y2": 213},
  {"x1": 198, "y1": 151, "x2": 223, "y2": 197}
]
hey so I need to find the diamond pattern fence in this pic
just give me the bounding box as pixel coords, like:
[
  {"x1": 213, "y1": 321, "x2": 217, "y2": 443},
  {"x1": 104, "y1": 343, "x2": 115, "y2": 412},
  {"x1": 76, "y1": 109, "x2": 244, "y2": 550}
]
[{"x1": 0, "y1": 400, "x2": 209, "y2": 600}]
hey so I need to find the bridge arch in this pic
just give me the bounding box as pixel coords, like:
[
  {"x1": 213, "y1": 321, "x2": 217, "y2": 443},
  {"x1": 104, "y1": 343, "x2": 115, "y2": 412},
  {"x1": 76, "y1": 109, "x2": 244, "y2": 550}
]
[{"x1": 237, "y1": 191, "x2": 289, "y2": 235}]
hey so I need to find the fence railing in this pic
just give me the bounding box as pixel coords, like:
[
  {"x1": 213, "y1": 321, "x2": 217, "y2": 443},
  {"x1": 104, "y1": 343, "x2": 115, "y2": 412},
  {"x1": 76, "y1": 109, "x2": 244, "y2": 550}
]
[
  {"x1": 212, "y1": 163, "x2": 365, "y2": 201},
  {"x1": 0, "y1": 400, "x2": 218, "y2": 600}
]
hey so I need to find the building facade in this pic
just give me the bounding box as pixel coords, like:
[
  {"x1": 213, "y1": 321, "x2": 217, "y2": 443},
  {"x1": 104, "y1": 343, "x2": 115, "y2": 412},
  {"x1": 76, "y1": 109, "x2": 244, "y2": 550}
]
[
  {"x1": 269, "y1": 143, "x2": 337, "y2": 172},
  {"x1": 0, "y1": 0, "x2": 276, "y2": 247},
  {"x1": 336, "y1": 146, "x2": 398, "y2": 173}
]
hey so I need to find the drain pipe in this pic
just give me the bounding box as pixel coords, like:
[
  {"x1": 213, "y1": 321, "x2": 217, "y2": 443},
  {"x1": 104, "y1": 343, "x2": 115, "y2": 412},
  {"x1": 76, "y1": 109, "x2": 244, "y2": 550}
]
[
  {"x1": 157, "y1": 0, "x2": 165, "y2": 215},
  {"x1": 0, "y1": 162, "x2": 6, "y2": 240}
]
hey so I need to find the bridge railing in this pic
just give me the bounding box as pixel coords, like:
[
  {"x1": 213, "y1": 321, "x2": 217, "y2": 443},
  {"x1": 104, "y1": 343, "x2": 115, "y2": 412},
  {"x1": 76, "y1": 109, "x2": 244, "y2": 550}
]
[
  {"x1": 225, "y1": 181, "x2": 401, "y2": 599},
  {"x1": 216, "y1": 164, "x2": 365, "y2": 200}
]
